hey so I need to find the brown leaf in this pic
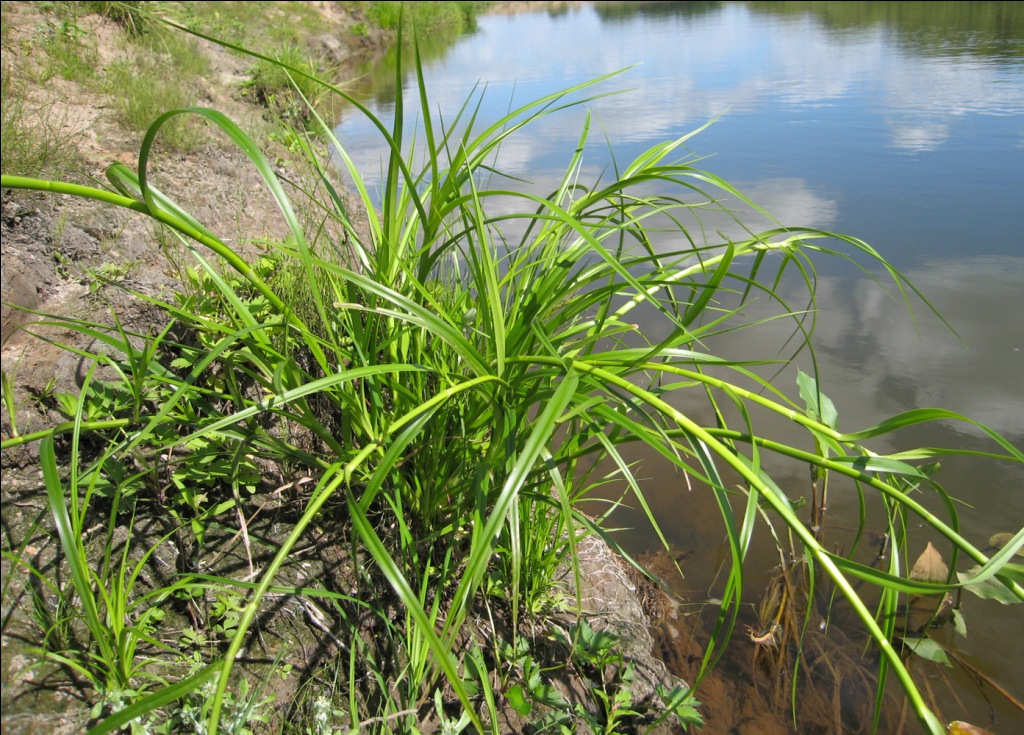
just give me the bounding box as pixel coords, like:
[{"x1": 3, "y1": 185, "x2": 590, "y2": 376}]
[
  {"x1": 910, "y1": 542, "x2": 948, "y2": 582},
  {"x1": 988, "y1": 532, "x2": 1023, "y2": 557}
]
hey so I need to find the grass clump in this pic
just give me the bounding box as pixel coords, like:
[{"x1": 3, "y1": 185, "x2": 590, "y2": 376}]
[
  {"x1": 243, "y1": 43, "x2": 333, "y2": 129},
  {"x1": 81, "y1": 0, "x2": 163, "y2": 36},
  {"x1": 103, "y1": 53, "x2": 207, "y2": 152},
  {"x1": 2, "y1": 19, "x2": 1022, "y2": 735},
  {"x1": 1, "y1": 52, "x2": 82, "y2": 179},
  {"x1": 366, "y1": 1, "x2": 481, "y2": 34},
  {"x1": 193, "y1": 1, "x2": 336, "y2": 47},
  {"x1": 35, "y1": 12, "x2": 100, "y2": 84},
  {"x1": 99, "y1": 7, "x2": 211, "y2": 151}
]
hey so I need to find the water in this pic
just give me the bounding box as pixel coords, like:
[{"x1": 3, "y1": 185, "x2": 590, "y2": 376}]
[{"x1": 335, "y1": 2, "x2": 1023, "y2": 730}]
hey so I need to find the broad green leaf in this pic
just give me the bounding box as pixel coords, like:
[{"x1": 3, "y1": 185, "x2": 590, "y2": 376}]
[
  {"x1": 952, "y1": 608, "x2": 967, "y2": 638},
  {"x1": 957, "y1": 565, "x2": 1022, "y2": 604},
  {"x1": 830, "y1": 455, "x2": 927, "y2": 477},
  {"x1": 904, "y1": 637, "x2": 951, "y2": 667},
  {"x1": 797, "y1": 369, "x2": 837, "y2": 429},
  {"x1": 506, "y1": 685, "x2": 532, "y2": 716}
]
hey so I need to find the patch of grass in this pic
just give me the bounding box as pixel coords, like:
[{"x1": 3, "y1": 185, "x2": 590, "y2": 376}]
[
  {"x1": 36, "y1": 14, "x2": 99, "y2": 83},
  {"x1": 0, "y1": 51, "x2": 82, "y2": 179},
  {"x1": 366, "y1": 1, "x2": 403, "y2": 30},
  {"x1": 98, "y1": 18, "x2": 211, "y2": 152},
  {"x1": 107, "y1": 6, "x2": 213, "y2": 151},
  {"x1": 4, "y1": 2, "x2": 211, "y2": 156},
  {"x1": 243, "y1": 43, "x2": 333, "y2": 129},
  {"x1": 142, "y1": 20, "x2": 210, "y2": 79},
  {"x1": 192, "y1": 1, "x2": 333, "y2": 48},
  {"x1": 103, "y1": 55, "x2": 205, "y2": 152},
  {"x1": 81, "y1": 0, "x2": 163, "y2": 36},
  {"x1": 366, "y1": 1, "x2": 479, "y2": 34}
]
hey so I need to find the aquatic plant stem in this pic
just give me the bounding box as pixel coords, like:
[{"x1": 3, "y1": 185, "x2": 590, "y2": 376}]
[{"x1": 517, "y1": 355, "x2": 947, "y2": 734}]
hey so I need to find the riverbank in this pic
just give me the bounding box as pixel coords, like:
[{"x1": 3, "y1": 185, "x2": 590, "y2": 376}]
[{"x1": 2, "y1": 1, "x2": 488, "y2": 345}]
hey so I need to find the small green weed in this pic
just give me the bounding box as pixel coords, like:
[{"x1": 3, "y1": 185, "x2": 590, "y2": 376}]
[
  {"x1": 498, "y1": 626, "x2": 701, "y2": 734},
  {"x1": 86, "y1": 259, "x2": 140, "y2": 292},
  {"x1": 33, "y1": 432, "x2": 176, "y2": 699},
  {"x1": 303, "y1": 693, "x2": 350, "y2": 735},
  {"x1": 556, "y1": 621, "x2": 640, "y2": 734},
  {"x1": 173, "y1": 668, "x2": 283, "y2": 735},
  {"x1": 1, "y1": 368, "x2": 18, "y2": 436},
  {"x1": 26, "y1": 571, "x2": 78, "y2": 655}
]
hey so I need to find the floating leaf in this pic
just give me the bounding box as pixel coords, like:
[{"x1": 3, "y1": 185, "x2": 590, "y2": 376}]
[
  {"x1": 905, "y1": 545, "x2": 955, "y2": 631},
  {"x1": 989, "y1": 532, "x2": 1024, "y2": 558},
  {"x1": 903, "y1": 636, "x2": 951, "y2": 666},
  {"x1": 946, "y1": 721, "x2": 996, "y2": 735},
  {"x1": 910, "y1": 542, "x2": 948, "y2": 582},
  {"x1": 957, "y1": 565, "x2": 1021, "y2": 604}
]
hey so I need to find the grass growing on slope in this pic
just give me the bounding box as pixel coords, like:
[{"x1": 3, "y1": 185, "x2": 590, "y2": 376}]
[
  {"x1": 2, "y1": 18, "x2": 1022, "y2": 735},
  {"x1": 1, "y1": 51, "x2": 83, "y2": 179}
]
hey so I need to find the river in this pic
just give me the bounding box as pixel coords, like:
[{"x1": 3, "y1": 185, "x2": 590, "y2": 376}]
[{"x1": 335, "y1": 2, "x2": 1023, "y2": 732}]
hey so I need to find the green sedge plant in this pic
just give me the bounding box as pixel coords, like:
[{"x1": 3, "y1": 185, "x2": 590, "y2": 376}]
[{"x1": 2, "y1": 18, "x2": 1022, "y2": 735}]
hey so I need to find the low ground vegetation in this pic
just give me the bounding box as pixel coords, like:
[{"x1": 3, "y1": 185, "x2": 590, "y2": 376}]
[{"x1": 2, "y1": 4, "x2": 1021, "y2": 735}]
